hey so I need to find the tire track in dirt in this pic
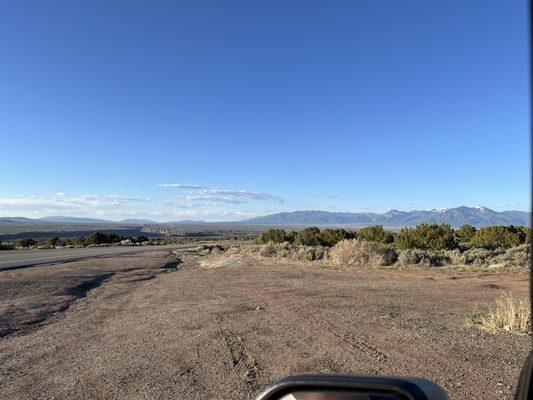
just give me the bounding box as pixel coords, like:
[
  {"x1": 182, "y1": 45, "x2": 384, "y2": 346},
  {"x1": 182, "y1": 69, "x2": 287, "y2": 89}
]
[{"x1": 217, "y1": 320, "x2": 260, "y2": 389}]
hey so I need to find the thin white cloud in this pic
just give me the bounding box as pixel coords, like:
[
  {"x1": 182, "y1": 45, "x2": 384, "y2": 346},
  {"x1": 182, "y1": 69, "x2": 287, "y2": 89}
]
[
  {"x1": 157, "y1": 183, "x2": 208, "y2": 190},
  {"x1": 315, "y1": 192, "x2": 336, "y2": 199},
  {"x1": 175, "y1": 196, "x2": 247, "y2": 205},
  {"x1": 159, "y1": 184, "x2": 283, "y2": 204},
  {"x1": 170, "y1": 209, "x2": 257, "y2": 219}
]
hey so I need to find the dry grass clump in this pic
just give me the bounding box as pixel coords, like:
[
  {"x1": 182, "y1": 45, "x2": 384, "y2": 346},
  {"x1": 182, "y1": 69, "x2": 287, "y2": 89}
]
[
  {"x1": 329, "y1": 239, "x2": 397, "y2": 267},
  {"x1": 467, "y1": 293, "x2": 531, "y2": 334}
]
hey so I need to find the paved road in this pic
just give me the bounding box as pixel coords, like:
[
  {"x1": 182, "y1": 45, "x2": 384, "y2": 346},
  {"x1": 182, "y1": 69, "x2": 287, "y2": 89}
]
[{"x1": 0, "y1": 244, "x2": 198, "y2": 270}]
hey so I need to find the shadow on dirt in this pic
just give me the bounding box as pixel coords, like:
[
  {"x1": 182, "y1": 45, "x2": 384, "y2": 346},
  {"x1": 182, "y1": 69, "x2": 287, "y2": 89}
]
[
  {"x1": 65, "y1": 273, "x2": 115, "y2": 299},
  {"x1": 0, "y1": 253, "x2": 185, "y2": 338},
  {"x1": 161, "y1": 257, "x2": 182, "y2": 271}
]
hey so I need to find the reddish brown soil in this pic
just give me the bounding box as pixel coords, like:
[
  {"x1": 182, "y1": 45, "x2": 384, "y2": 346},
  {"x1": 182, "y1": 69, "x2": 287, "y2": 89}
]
[{"x1": 0, "y1": 250, "x2": 530, "y2": 399}]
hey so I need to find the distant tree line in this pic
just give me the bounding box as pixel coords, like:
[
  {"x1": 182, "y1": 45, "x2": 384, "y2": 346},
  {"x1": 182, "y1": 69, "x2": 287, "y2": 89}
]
[
  {"x1": 255, "y1": 224, "x2": 531, "y2": 251},
  {"x1": 1, "y1": 232, "x2": 250, "y2": 250},
  {"x1": 7, "y1": 233, "x2": 150, "y2": 249}
]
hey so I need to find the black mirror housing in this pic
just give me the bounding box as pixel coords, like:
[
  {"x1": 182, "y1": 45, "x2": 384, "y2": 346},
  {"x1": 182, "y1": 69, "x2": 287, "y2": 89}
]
[{"x1": 256, "y1": 375, "x2": 450, "y2": 400}]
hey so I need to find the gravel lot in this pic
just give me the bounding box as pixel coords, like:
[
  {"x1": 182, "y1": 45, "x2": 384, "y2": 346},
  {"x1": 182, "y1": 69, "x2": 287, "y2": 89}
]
[{"x1": 0, "y1": 249, "x2": 529, "y2": 399}]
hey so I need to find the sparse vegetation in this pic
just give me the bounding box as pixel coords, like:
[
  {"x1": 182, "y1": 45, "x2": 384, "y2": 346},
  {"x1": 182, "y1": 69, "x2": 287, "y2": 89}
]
[
  {"x1": 467, "y1": 294, "x2": 531, "y2": 334},
  {"x1": 3, "y1": 223, "x2": 531, "y2": 273},
  {"x1": 218, "y1": 223, "x2": 531, "y2": 272}
]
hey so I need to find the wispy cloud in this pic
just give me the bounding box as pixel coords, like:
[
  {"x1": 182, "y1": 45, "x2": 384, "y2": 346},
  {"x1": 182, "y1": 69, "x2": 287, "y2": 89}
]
[
  {"x1": 175, "y1": 196, "x2": 247, "y2": 205},
  {"x1": 315, "y1": 192, "x2": 336, "y2": 199},
  {"x1": 169, "y1": 209, "x2": 257, "y2": 219},
  {"x1": 157, "y1": 183, "x2": 208, "y2": 190},
  {"x1": 159, "y1": 184, "x2": 283, "y2": 204}
]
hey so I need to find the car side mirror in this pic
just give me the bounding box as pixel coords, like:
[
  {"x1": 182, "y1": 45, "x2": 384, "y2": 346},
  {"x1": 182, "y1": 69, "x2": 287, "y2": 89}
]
[{"x1": 256, "y1": 375, "x2": 450, "y2": 400}]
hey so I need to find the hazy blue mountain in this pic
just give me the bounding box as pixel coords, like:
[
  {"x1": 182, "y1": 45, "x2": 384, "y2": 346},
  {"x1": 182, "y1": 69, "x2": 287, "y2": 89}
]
[
  {"x1": 245, "y1": 206, "x2": 531, "y2": 227},
  {"x1": 0, "y1": 217, "x2": 34, "y2": 223}
]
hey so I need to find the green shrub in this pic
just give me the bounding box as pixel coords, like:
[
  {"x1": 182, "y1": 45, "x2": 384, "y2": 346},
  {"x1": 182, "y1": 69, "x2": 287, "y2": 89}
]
[
  {"x1": 47, "y1": 236, "x2": 61, "y2": 247},
  {"x1": 255, "y1": 229, "x2": 289, "y2": 244},
  {"x1": 522, "y1": 227, "x2": 532, "y2": 243},
  {"x1": 85, "y1": 232, "x2": 122, "y2": 245},
  {"x1": 455, "y1": 224, "x2": 477, "y2": 243},
  {"x1": 68, "y1": 236, "x2": 87, "y2": 246},
  {"x1": 286, "y1": 231, "x2": 298, "y2": 243},
  {"x1": 319, "y1": 228, "x2": 356, "y2": 246},
  {"x1": 132, "y1": 236, "x2": 149, "y2": 243},
  {"x1": 294, "y1": 227, "x2": 323, "y2": 246},
  {"x1": 0, "y1": 242, "x2": 14, "y2": 250},
  {"x1": 471, "y1": 225, "x2": 528, "y2": 249},
  {"x1": 14, "y1": 238, "x2": 37, "y2": 248},
  {"x1": 357, "y1": 225, "x2": 394, "y2": 244},
  {"x1": 394, "y1": 224, "x2": 457, "y2": 251}
]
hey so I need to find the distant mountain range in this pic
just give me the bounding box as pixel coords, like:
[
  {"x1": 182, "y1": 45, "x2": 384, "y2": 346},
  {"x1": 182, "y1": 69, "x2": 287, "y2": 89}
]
[
  {"x1": 244, "y1": 206, "x2": 531, "y2": 227},
  {"x1": 0, "y1": 206, "x2": 530, "y2": 228}
]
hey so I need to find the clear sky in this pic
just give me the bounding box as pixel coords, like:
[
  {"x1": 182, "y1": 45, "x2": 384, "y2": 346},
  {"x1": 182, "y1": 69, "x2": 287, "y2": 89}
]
[{"x1": 0, "y1": 1, "x2": 529, "y2": 221}]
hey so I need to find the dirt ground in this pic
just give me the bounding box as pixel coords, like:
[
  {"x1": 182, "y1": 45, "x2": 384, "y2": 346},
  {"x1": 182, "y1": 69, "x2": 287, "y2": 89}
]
[{"x1": 0, "y1": 249, "x2": 530, "y2": 400}]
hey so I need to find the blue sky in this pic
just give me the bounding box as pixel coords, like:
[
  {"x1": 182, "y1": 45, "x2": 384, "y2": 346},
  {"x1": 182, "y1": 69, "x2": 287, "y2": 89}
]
[{"x1": 0, "y1": 1, "x2": 529, "y2": 221}]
